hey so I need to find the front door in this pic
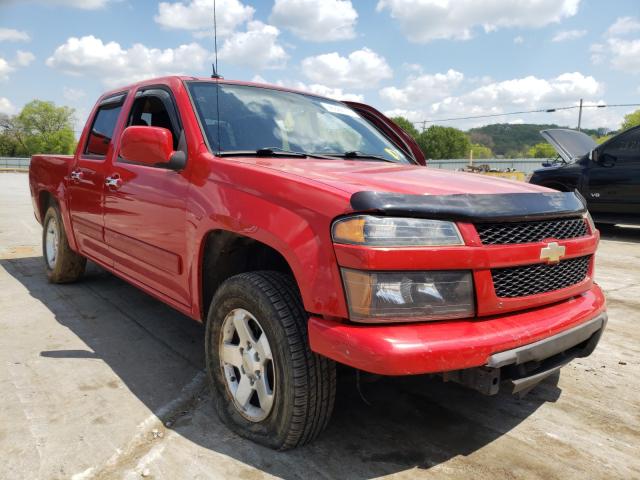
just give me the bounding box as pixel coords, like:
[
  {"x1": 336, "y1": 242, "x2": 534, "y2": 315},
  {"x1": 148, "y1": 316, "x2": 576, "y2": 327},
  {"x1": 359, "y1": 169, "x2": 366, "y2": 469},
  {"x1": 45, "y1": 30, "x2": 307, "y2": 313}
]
[
  {"x1": 67, "y1": 93, "x2": 126, "y2": 266},
  {"x1": 103, "y1": 87, "x2": 191, "y2": 306},
  {"x1": 587, "y1": 126, "x2": 640, "y2": 218}
]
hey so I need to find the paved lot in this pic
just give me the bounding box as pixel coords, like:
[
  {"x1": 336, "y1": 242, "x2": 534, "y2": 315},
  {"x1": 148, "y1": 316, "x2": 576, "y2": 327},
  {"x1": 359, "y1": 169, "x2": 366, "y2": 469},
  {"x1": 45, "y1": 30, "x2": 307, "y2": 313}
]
[{"x1": 1, "y1": 172, "x2": 639, "y2": 480}]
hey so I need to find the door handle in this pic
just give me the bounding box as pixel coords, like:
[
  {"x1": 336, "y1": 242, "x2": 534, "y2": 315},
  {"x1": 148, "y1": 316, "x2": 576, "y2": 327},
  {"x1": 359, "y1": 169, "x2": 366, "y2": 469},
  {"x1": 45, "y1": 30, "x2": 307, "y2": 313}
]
[
  {"x1": 69, "y1": 170, "x2": 82, "y2": 182},
  {"x1": 105, "y1": 175, "x2": 122, "y2": 189}
]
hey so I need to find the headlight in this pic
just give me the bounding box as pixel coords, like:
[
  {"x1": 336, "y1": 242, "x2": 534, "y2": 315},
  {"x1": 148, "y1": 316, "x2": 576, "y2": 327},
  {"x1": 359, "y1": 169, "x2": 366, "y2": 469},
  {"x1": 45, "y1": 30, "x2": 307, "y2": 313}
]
[
  {"x1": 332, "y1": 215, "x2": 464, "y2": 246},
  {"x1": 341, "y1": 269, "x2": 475, "y2": 323}
]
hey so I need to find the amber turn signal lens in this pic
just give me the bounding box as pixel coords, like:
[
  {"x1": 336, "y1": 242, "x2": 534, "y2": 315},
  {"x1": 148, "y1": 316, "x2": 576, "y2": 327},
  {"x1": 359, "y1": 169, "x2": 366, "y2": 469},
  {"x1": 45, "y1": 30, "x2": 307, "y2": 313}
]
[{"x1": 332, "y1": 217, "x2": 366, "y2": 244}]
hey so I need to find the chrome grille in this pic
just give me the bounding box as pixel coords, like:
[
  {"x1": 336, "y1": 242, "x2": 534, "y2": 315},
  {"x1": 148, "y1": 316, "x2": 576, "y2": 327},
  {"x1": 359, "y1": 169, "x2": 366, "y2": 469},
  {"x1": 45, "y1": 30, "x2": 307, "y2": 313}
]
[
  {"x1": 476, "y1": 218, "x2": 588, "y2": 245},
  {"x1": 492, "y1": 256, "x2": 591, "y2": 298}
]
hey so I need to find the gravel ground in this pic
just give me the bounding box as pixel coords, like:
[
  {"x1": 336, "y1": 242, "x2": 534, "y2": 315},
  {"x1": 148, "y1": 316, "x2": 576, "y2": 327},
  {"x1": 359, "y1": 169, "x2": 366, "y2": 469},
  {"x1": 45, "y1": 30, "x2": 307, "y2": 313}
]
[{"x1": 0, "y1": 172, "x2": 638, "y2": 480}]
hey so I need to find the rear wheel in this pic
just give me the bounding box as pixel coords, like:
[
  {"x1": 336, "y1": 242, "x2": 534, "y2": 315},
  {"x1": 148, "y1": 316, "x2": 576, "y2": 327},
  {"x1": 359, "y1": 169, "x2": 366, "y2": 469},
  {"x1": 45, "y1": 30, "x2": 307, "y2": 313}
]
[
  {"x1": 205, "y1": 271, "x2": 336, "y2": 450},
  {"x1": 42, "y1": 205, "x2": 86, "y2": 283}
]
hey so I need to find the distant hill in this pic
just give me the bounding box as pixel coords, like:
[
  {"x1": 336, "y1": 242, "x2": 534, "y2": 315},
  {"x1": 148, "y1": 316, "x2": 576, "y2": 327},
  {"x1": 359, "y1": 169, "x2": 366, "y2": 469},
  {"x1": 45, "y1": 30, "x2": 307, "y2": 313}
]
[{"x1": 467, "y1": 123, "x2": 609, "y2": 156}]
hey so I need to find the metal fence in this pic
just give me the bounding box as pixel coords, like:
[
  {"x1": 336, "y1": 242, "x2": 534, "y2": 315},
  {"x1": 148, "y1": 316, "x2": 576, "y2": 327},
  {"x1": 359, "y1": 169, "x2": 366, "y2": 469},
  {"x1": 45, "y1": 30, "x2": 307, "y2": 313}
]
[
  {"x1": 427, "y1": 158, "x2": 546, "y2": 174},
  {"x1": 1, "y1": 156, "x2": 547, "y2": 174},
  {"x1": 0, "y1": 157, "x2": 30, "y2": 169}
]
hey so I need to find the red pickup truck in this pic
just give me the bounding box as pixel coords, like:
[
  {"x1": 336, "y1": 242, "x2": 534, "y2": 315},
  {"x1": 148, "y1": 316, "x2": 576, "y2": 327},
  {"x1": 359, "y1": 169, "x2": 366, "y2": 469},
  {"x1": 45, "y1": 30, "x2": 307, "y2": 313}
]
[{"x1": 29, "y1": 76, "x2": 606, "y2": 450}]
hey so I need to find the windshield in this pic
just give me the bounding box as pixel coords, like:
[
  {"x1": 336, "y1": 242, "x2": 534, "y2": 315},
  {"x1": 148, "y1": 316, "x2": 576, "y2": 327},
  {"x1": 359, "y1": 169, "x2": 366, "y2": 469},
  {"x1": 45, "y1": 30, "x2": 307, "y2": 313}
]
[{"x1": 187, "y1": 82, "x2": 410, "y2": 163}]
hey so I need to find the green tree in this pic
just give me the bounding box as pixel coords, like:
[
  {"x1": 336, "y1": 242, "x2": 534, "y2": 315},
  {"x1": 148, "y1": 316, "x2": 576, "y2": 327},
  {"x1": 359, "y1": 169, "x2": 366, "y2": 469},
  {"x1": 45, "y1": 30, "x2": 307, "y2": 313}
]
[
  {"x1": 468, "y1": 143, "x2": 493, "y2": 159},
  {"x1": 527, "y1": 142, "x2": 557, "y2": 158},
  {"x1": 4, "y1": 100, "x2": 76, "y2": 156},
  {"x1": 595, "y1": 135, "x2": 613, "y2": 145},
  {"x1": 0, "y1": 114, "x2": 20, "y2": 156},
  {"x1": 390, "y1": 116, "x2": 419, "y2": 138},
  {"x1": 416, "y1": 125, "x2": 471, "y2": 159},
  {"x1": 621, "y1": 109, "x2": 640, "y2": 131}
]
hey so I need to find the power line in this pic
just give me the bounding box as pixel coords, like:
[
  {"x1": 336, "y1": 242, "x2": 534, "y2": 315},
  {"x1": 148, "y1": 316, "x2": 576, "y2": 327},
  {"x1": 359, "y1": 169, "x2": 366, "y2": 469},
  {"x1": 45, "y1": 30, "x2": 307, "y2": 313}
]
[{"x1": 413, "y1": 102, "x2": 640, "y2": 128}]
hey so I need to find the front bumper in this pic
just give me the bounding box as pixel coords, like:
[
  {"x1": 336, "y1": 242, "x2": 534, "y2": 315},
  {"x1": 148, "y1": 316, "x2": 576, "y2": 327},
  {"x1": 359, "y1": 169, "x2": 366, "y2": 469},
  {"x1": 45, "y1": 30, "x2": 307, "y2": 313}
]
[{"x1": 308, "y1": 283, "x2": 606, "y2": 376}]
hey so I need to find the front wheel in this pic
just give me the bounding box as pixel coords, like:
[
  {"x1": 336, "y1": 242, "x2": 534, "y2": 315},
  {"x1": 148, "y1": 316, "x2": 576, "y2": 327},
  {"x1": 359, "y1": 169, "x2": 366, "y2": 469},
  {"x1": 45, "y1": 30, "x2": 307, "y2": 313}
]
[
  {"x1": 205, "y1": 271, "x2": 336, "y2": 450},
  {"x1": 42, "y1": 205, "x2": 86, "y2": 283}
]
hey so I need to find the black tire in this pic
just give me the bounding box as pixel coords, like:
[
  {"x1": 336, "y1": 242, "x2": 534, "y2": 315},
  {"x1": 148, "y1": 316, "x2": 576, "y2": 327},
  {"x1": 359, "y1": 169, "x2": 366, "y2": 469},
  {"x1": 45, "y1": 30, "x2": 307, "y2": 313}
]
[
  {"x1": 205, "y1": 271, "x2": 336, "y2": 450},
  {"x1": 42, "y1": 205, "x2": 86, "y2": 283}
]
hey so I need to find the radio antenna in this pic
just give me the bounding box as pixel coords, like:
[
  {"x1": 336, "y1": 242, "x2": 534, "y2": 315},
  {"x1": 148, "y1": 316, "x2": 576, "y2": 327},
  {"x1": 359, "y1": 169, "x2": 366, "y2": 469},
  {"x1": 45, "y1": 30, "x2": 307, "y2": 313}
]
[{"x1": 211, "y1": 0, "x2": 221, "y2": 79}]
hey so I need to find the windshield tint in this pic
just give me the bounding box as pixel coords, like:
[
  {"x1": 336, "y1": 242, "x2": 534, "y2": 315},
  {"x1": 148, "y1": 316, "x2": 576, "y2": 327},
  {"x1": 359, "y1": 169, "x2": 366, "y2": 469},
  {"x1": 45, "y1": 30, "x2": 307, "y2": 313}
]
[{"x1": 187, "y1": 82, "x2": 410, "y2": 163}]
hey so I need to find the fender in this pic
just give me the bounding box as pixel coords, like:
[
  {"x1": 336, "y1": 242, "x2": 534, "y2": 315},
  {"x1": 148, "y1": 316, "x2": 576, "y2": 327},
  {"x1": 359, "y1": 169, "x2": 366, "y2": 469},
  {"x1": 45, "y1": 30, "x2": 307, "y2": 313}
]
[{"x1": 186, "y1": 153, "x2": 351, "y2": 321}]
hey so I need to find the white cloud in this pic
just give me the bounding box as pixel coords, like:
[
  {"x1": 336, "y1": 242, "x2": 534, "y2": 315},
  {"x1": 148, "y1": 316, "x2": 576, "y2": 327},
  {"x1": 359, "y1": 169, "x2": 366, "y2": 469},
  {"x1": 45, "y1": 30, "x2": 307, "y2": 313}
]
[
  {"x1": 63, "y1": 87, "x2": 86, "y2": 102},
  {"x1": 0, "y1": 97, "x2": 15, "y2": 115},
  {"x1": 380, "y1": 69, "x2": 463, "y2": 106},
  {"x1": 15, "y1": 50, "x2": 35, "y2": 67},
  {"x1": 513, "y1": 35, "x2": 524, "y2": 44},
  {"x1": 591, "y1": 18, "x2": 640, "y2": 74},
  {"x1": 249, "y1": 76, "x2": 363, "y2": 101},
  {"x1": 376, "y1": 0, "x2": 580, "y2": 43},
  {"x1": 552, "y1": 29, "x2": 586, "y2": 42},
  {"x1": 605, "y1": 38, "x2": 640, "y2": 74},
  {"x1": 218, "y1": 21, "x2": 288, "y2": 69},
  {"x1": 301, "y1": 48, "x2": 392, "y2": 89},
  {"x1": 155, "y1": 0, "x2": 254, "y2": 37},
  {"x1": 0, "y1": 57, "x2": 14, "y2": 80},
  {"x1": 269, "y1": 0, "x2": 357, "y2": 42},
  {"x1": 289, "y1": 81, "x2": 364, "y2": 102},
  {"x1": 46, "y1": 35, "x2": 210, "y2": 87},
  {"x1": 383, "y1": 72, "x2": 611, "y2": 129},
  {"x1": 0, "y1": 28, "x2": 30, "y2": 42},
  {"x1": 606, "y1": 16, "x2": 640, "y2": 37}
]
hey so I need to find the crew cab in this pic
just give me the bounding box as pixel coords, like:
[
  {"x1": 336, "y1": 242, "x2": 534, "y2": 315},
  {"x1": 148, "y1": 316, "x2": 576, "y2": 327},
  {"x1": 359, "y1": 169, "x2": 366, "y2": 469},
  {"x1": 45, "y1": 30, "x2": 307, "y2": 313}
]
[
  {"x1": 29, "y1": 76, "x2": 607, "y2": 450},
  {"x1": 529, "y1": 127, "x2": 640, "y2": 225}
]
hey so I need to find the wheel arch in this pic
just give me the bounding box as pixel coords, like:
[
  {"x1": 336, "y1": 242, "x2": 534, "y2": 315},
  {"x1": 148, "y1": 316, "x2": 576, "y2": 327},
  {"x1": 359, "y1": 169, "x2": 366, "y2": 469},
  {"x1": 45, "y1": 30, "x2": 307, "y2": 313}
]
[{"x1": 199, "y1": 229, "x2": 297, "y2": 321}]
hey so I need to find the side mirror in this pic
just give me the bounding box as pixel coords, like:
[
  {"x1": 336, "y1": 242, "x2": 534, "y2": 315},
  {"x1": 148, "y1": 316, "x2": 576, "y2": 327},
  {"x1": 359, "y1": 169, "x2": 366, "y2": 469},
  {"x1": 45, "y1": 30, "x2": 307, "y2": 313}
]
[
  {"x1": 120, "y1": 126, "x2": 183, "y2": 169},
  {"x1": 598, "y1": 153, "x2": 617, "y2": 168}
]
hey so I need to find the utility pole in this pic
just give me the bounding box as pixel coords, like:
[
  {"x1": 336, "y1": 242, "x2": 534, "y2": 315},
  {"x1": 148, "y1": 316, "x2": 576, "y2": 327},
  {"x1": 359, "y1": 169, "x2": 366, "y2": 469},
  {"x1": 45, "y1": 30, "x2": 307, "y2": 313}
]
[{"x1": 577, "y1": 98, "x2": 583, "y2": 132}]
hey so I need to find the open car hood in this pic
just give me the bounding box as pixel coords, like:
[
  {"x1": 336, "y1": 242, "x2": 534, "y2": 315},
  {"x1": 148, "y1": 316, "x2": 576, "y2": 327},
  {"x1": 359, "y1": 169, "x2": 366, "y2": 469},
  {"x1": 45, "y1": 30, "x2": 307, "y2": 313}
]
[{"x1": 540, "y1": 128, "x2": 597, "y2": 163}]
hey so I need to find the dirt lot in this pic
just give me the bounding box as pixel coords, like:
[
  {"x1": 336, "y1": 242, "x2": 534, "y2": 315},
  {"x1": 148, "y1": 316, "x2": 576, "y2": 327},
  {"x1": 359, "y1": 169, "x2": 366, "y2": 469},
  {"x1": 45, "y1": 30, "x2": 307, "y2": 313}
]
[{"x1": 1, "y1": 172, "x2": 639, "y2": 480}]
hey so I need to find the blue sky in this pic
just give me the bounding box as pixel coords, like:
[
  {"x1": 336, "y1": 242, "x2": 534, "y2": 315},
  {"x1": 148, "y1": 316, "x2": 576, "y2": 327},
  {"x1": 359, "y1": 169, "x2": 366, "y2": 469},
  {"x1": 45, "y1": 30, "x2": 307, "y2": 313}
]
[{"x1": 0, "y1": 0, "x2": 639, "y2": 133}]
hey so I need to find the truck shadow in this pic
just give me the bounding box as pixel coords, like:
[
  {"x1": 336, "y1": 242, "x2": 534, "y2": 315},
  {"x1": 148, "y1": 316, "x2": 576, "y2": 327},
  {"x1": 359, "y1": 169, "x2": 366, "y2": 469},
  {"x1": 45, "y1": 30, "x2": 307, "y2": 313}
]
[
  {"x1": 2, "y1": 256, "x2": 560, "y2": 479},
  {"x1": 597, "y1": 224, "x2": 640, "y2": 243}
]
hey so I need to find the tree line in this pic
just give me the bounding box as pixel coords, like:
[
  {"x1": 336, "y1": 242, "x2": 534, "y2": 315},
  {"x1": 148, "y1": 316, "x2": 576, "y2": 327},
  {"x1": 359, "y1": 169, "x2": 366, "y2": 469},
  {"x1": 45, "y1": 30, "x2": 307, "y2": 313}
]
[
  {"x1": 393, "y1": 109, "x2": 640, "y2": 160},
  {"x1": 1, "y1": 98, "x2": 639, "y2": 160}
]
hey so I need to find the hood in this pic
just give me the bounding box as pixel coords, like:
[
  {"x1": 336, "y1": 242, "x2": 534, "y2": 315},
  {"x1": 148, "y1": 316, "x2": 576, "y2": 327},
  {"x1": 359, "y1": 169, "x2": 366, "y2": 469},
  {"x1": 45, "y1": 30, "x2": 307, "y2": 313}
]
[
  {"x1": 540, "y1": 128, "x2": 597, "y2": 163},
  {"x1": 236, "y1": 157, "x2": 550, "y2": 196}
]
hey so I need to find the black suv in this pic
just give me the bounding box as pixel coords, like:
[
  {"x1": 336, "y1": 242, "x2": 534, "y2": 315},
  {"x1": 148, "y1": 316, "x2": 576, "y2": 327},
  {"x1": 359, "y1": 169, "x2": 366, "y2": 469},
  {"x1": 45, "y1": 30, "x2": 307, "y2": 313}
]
[{"x1": 529, "y1": 126, "x2": 640, "y2": 225}]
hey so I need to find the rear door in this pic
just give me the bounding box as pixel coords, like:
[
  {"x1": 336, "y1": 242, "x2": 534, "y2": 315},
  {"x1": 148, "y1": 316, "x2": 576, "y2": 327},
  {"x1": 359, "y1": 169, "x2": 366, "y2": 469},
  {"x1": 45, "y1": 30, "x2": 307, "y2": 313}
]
[
  {"x1": 587, "y1": 127, "x2": 640, "y2": 217},
  {"x1": 67, "y1": 93, "x2": 126, "y2": 266},
  {"x1": 103, "y1": 86, "x2": 191, "y2": 306}
]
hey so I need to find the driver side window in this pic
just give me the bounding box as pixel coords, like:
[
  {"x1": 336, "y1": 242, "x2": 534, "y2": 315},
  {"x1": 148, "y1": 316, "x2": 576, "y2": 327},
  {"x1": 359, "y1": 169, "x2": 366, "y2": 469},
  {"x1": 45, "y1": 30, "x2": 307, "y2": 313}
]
[
  {"x1": 127, "y1": 90, "x2": 181, "y2": 150},
  {"x1": 600, "y1": 128, "x2": 640, "y2": 163}
]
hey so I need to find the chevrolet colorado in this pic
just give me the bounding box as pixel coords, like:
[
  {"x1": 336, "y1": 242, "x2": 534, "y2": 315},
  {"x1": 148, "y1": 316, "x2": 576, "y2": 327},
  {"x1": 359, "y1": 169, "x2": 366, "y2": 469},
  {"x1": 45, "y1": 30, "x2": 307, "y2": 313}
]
[{"x1": 29, "y1": 76, "x2": 607, "y2": 450}]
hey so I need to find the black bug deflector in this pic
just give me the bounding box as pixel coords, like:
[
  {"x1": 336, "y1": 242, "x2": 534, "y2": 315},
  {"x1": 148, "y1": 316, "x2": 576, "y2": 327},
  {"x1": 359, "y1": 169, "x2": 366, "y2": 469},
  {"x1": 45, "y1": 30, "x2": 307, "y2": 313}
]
[{"x1": 350, "y1": 191, "x2": 587, "y2": 222}]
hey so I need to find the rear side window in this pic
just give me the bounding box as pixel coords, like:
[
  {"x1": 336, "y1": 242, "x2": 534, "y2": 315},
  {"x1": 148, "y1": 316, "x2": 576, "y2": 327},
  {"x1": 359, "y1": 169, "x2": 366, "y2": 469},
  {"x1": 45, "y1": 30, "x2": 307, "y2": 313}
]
[{"x1": 84, "y1": 101, "x2": 124, "y2": 157}]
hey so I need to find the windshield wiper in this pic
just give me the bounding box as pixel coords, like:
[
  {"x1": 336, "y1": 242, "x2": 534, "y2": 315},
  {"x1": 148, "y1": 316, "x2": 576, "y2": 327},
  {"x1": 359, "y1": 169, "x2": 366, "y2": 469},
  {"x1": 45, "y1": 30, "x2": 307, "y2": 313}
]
[
  {"x1": 219, "y1": 147, "x2": 336, "y2": 160},
  {"x1": 328, "y1": 151, "x2": 396, "y2": 163},
  {"x1": 257, "y1": 147, "x2": 308, "y2": 158}
]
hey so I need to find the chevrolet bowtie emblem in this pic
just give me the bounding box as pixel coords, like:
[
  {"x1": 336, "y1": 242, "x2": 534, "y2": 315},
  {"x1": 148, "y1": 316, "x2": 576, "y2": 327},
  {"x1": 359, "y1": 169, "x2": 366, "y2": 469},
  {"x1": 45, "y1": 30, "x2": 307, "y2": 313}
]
[{"x1": 540, "y1": 242, "x2": 566, "y2": 264}]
